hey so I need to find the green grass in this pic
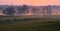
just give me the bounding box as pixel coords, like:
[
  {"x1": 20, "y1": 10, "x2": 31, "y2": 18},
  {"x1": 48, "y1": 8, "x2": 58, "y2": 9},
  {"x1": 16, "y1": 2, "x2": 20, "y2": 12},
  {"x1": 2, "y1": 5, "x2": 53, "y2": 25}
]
[
  {"x1": 0, "y1": 16, "x2": 60, "y2": 31},
  {"x1": 0, "y1": 20, "x2": 60, "y2": 31}
]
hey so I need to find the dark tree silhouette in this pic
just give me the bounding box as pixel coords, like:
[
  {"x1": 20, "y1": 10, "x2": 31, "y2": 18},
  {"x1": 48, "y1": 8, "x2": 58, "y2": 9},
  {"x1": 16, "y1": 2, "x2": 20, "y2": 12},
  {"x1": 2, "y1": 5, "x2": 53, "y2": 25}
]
[
  {"x1": 47, "y1": 5, "x2": 51, "y2": 16},
  {"x1": 3, "y1": 7, "x2": 15, "y2": 15},
  {"x1": 17, "y1": 5, "x2": 28, "y2": 14},
  {"x1": 17, "y1": 7, "x2": 25, "y2": 14},
  {"x1": 23, "y1": 5, "x2": 28, "y2": 9},
  {"x1": 22, "y1": 5, "x2": 29, "y2": 14}
]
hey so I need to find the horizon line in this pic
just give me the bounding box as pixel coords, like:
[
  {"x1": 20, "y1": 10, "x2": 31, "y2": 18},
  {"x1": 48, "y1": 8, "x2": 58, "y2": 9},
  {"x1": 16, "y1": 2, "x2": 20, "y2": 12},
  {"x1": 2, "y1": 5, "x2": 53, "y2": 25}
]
[{"x1": 0, "y1": 4, "x2": 60, "y2": 6}]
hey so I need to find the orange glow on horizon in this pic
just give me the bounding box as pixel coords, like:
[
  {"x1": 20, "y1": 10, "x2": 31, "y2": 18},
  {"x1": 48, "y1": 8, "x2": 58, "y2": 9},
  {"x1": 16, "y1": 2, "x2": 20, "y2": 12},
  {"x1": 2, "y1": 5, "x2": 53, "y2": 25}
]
[{"x1": 0, "y1": 0, "x2": 60, "y2": 6}]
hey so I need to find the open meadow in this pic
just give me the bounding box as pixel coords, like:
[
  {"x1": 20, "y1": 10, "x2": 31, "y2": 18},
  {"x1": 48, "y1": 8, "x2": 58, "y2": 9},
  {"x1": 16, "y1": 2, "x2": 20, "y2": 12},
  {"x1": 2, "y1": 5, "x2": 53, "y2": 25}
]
[{"x1": 0, "y1": 15, "x2": 60, "y2": 31}]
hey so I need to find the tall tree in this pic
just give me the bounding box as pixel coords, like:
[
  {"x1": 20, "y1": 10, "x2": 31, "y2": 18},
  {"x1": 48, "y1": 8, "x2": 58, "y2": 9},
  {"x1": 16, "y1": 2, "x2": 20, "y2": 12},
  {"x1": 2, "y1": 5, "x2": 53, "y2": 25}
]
[
  {"x1": 22, "y1": 5, "x2": 29, "y2": 14},
  {"x1": 23, "y1": 5, "x2": 28, "y2": 9},
  {"x1": 47, "y1": 5, "x2": 51, "y2": 16}
]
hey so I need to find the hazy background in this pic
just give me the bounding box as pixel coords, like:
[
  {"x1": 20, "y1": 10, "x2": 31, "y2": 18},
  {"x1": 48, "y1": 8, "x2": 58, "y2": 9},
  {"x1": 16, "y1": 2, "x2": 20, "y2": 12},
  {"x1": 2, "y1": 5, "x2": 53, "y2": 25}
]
[{"x1": 0, "y1": 0, "x2": 60, "y2": 15}]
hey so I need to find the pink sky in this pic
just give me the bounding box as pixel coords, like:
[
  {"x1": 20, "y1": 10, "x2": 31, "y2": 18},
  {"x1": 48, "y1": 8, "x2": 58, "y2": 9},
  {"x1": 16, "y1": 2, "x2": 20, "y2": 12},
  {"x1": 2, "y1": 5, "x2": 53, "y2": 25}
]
[{"x1": 0, "y1": 0, "x2": 60, "y2": 6}]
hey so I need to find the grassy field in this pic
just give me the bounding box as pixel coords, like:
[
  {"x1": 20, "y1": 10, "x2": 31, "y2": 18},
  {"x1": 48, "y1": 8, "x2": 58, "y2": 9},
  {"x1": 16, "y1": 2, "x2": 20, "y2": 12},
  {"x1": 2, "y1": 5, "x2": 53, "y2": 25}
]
[
  {"x1": 0, "y1": 16, "x2": 60, "y2": 31},
  {"x1": 0, "y1": 20, "x2": 60, "y2": 31}
]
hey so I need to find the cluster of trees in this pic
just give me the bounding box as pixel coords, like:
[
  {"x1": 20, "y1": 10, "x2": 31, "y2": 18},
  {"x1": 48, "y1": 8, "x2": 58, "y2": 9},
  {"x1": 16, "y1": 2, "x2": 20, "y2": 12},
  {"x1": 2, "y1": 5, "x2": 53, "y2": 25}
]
[
  {"x1": 0, "y1": 5, "x2": 52, "y2": 16},
  {"x1": 2, "y1": 5, "x2": 28, "y2": 15},
  {"x1": 3, "y1": 7, "x2": 15, "y2": 15},
  {"x1": 17, "y1": 5, "x2": 28, "y2": 14}
]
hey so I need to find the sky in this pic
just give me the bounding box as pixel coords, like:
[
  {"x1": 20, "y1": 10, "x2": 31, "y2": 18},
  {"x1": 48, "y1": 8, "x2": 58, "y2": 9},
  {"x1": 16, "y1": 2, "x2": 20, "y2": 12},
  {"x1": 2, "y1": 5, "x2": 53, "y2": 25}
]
[{"x1": 0, "y1": 0, "x2": 60, "y2": 6}]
